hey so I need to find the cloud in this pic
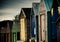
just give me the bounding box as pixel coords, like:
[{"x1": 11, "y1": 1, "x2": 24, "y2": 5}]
[
  {"x1": 0, "y1": 0, "x2": 40, "y2": 21},
  {"x1": 0, "y1": 15, "x2": 15, "y2": 21},
  {"x1": 0, "y1": 8, "x2": 21, "y2": 15}
]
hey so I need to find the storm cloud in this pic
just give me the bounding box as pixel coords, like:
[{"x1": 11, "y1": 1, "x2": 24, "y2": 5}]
[{"x1": 0, "y1": 0, "x2": 40, "y2": 21}]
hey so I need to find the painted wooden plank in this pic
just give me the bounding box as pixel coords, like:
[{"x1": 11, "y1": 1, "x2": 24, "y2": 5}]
[{"x1": 47, "y1": 11, "x2": 52, "y2": 42}]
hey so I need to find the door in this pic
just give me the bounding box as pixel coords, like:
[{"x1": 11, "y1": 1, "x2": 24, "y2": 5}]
[
  {"x1": 0, "y1": 33, "x2": 6, "y2": 42},
  {"x1": 20, "y1": 18, "x2": 26, "y2": 41},
  {"x1": 40, "y1": 14, "x2": 46, "y2": 42},
  {"x1": 6, "y1": 33, "x2": 10, "y2": 42},
  {"x1": 13, "y1": 33, "x2": 16, "y2": 42}
]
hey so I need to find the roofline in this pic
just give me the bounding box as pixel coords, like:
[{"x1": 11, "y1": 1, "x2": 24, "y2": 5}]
[
  {"x1": 0, "y1": 20, "x2": 13, "y2": 22},
  {"x1": 21, "y1": 8, "x2": 32, "y2": 9},
  {"x1": 32, "y1": 2, "x2": 40, "y2": 4}
]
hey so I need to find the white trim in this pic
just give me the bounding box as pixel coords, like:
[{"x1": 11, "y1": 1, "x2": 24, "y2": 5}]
[
  {"x1": 22, "y1": 9, "x2": 26, "y2": 18},
  {"x1": 20, "y1": 9, "x2": 26, "y2": 18},
  {"x1": 45, "y1": 10, "x2": 48, "y2": 42}
]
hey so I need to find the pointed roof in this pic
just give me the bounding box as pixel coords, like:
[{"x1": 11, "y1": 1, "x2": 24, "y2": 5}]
[
  {"x1": 40, "y1": 0, "x2": 46, "y2": 12},
  {"x1": 32, "y1": 2, "x2": 40, "y2": 8},
  {"x1": 20, "y1": 9, "x2": 26, "y2": 18},
  {"x1": 32, "y1": 3, "x2": 40, "y2": 15},
  {"x1": 22, "y1": 8, "x2": 31, "y2": 18},
  {"x1": 44, "y1": 0, "x2": 53, "y2": 11},
  {"x1": 20, "y1": 8, "x2": 31, "y2": 18}
]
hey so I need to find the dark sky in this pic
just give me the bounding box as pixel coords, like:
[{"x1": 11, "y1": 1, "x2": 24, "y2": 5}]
[
  {"x1": 0, "y1": 0, "x2": 40, "y2": 9},
  {"x1": 0, "y1": 0, "x2": 34, "y2": 9},
  {"x1": 0, "y1": 0, "x2": 40, "y2": 21},
  {"x1": 0, "y1": 0, "x2": 54, "y2": 21}
]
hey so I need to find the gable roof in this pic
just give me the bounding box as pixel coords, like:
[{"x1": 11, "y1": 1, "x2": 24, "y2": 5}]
[
  {"x1": 40, "y1": 0, "x2": 46, "y2": 12},
  {"x1": 20, "y1": 8, "x2": 32, "y2": 18},
  {"x1": 44, "y1": 0, "x2": 53, "y2": 11},
  {"x1": 44, "y1": 0, "x2": 60, "y2": 11},
  {"x1": 32, "y1": 3, "x2": 40, "y2": 15}
]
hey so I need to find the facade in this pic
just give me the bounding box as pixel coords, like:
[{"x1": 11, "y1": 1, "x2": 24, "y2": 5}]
[
  {"x1": 19, "y1": 8, "x2": 31, "y2": 42},
  {"x1": 44, "y1": 0, "x2": 53, "y2": 42},
  {"x1": 39, "y1": 0, "x2": 60, "y2": 42},
  {"x1": 0, "y1": 20, "x2": 13, "y2": 42},
  {"x1": 50, "y1": 0, "x2": 60, "y2": 42},
  {"x1": 12, "y1": 15, "x2": 20, "y2": 42},
  {"x1": 39, "y1": 0, "x2": 46, "y2": 42},
  {"x1": 57, "y1": 0, "x2": 60, "y2": 37},
  {"x1": 39, "y1": 0, "x2": 53, "y2": 42},
  {"x1": 0, "y1": 0, "x2": 60, "y2": 42},
  {"x1": 32, "y1": 3, "x2": 40, "y2": 42},
  {"x1": 30, "y1": 8, "x2": 35, "y2": 38}
]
